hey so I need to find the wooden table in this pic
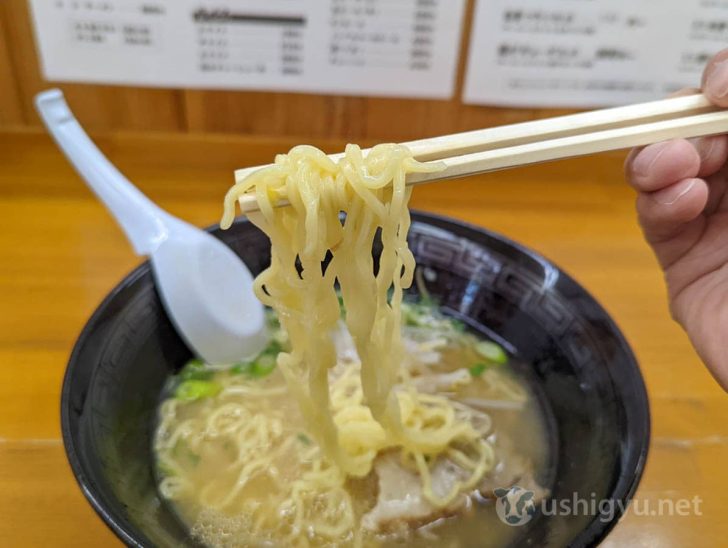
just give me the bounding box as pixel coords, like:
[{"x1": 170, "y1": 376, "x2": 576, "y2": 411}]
[{"x1": 1, "y1": 129, "x2": 726, "y2": 547}]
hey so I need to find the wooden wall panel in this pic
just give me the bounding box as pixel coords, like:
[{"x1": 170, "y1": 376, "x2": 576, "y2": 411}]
[
  {"x1": 0, "y1": 0, "x2": 579, "y2": 141},
  {"x1": 184, "y1": 91, "x2": 370, "y2": 138},
  {"x1": 2, "y1": 0, "x2": 186, "y2": 132},
  {"x1": 182, "y1": 0, "x2": 480, "y2": 142},
  {"x1": 0, "y1": 3, "x2": 24, "y2": 125}
]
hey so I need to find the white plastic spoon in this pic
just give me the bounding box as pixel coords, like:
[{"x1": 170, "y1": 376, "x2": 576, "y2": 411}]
[{"x1": 35, "y1": 89, "x2": 267, "y2": 364}]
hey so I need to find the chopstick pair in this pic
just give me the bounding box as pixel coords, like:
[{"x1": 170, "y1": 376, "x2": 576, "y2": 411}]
[{"x1": 235, "y1": 94, "x2": 725, "y2": 213}]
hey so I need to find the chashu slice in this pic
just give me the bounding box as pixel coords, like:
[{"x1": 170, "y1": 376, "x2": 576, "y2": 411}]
[{"x1": 362, "y1": 453, "x2": 471, "y2": 533}]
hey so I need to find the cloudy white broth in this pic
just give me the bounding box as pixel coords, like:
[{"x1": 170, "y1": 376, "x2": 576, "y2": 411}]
[{"x1": 153, "y1": 301, "x2": 550, "y2": 547}]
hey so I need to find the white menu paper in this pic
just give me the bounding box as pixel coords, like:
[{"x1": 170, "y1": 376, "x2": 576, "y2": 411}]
[
  {"x1": 29, "y1": 0, "x2": 466, "y2": 99},
  {"x1": 464, "y1": 0, "x2": 728, "y2": 107}
]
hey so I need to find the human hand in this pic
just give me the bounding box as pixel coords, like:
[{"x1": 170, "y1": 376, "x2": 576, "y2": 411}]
[{"x1": 625, "y1": 48, "x2": 728, "y2": 391}]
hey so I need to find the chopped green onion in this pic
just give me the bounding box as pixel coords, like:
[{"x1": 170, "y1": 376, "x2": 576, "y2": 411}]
[
  {"x1": 230, "y1": 336, "x2": 283, "y2": 378},
  {"x1": 263, "y1": 339, "x2": 282, "y2": 357},
  {"x1": 402, "y1": 303, "x2": 430, "y2": 327},
  {"x1": 265, "y1": 309, "x2": 280, "y2": 330},
  {"x1": 474, "y1": 341, "x2": 508, "y2": 364},
  {"x1": 230, "y1": 362, "x2": 252, "y2": 375},
  {"x1": 186, "y1": 358, "x2": 204, "y2": 368},
  {"x1": 403, "y1": 308, "x2": 419, "y2": 326},
  {"x1": 251, "y1": 354, "x2": 276, "y2": 377},
  {"x1": 419, "y1": 292, "x2": 436, "y2": 308},
  {"x1": 157, "y1": 460, "x2": 176, "y2": 477},
  {"x1": 175, "y1": 379, "x2": 221, "y2": 401},
  {"x1": 450, "y1": 319, "x2": 466, "y2": 333},
  {"x1": 297, "y1": 433, "x2": 311, "y2": 445},
  {"x1": 469, "y1": 363, "x2": 488, "y2": 377},
  {"x1": 178, "y1": 359, "x2": 214, "y2": 381},
  {"x1": 231, "y1": 354, "x2": 277, "y2": 379},
  {"x1": 172, "y1": 440, "x2": 200, "y2": 466}
]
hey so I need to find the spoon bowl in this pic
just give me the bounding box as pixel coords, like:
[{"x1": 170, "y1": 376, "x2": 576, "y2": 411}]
[{"x1": 150, "y1": 218, "x2": 267, "y2": 363}]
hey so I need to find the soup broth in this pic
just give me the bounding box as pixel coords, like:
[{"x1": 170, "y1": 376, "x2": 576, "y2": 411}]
[{"x1": 153, "y1": 302, "x2": 550, "y2": 547}]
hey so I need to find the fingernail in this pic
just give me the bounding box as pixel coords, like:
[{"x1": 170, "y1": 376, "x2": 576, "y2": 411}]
[
  {"x1": 633, "y1": 141, "x2": 670, "y2": 177},
  {"x1": 651, "y1": 179, "x2": 697, "y2": 205},
  {"x1": 706, "y1": 59, "x2": 728, "y2": 99}
]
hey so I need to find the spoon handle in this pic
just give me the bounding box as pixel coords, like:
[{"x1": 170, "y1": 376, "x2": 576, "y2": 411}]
[{"x1": 35, "y1": 89, "x2": 169, "y2": 255}]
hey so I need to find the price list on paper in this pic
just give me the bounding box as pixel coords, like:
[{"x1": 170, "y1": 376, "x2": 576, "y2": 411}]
[
  {"x1": 30, "y1": 0, "x2": 465, "y2": 98},
  {"x1": 464, "y1": 0, "x2": 728, "y2": 107}
]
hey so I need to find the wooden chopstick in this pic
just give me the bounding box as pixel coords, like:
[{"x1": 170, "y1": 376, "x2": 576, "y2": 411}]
[
  {"x1": 406, "y1": 109, "x2": 728, "y2": 186},
  {"x1": 234, "y1": 94, "x2": 713, "y2": 179},
  {"x1": 234, "y1": 94, "x2": 723, "y2": 213}
]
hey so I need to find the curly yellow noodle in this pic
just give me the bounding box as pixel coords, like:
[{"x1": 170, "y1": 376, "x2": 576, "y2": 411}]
[{"x1": 156, "y1": 144, "x2": 504, "y2": 546}]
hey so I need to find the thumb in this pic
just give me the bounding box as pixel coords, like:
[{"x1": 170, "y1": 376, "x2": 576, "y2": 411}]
[{"x1": 702, "y1": 48, "x2": 728, "y2": 107}]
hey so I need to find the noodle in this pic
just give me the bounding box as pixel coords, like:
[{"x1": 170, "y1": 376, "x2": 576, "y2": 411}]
[
  {"x1": 155, "y1": 144, "x2": 515, "y2": 546},
  {"x1": 223, "y1": 143, "x2": 489, "y2": 509}
]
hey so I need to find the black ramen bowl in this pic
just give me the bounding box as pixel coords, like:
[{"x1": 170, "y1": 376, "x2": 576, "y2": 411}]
[{"x1": 62, "y1": 211, "x2": 649, "y2": 547}]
